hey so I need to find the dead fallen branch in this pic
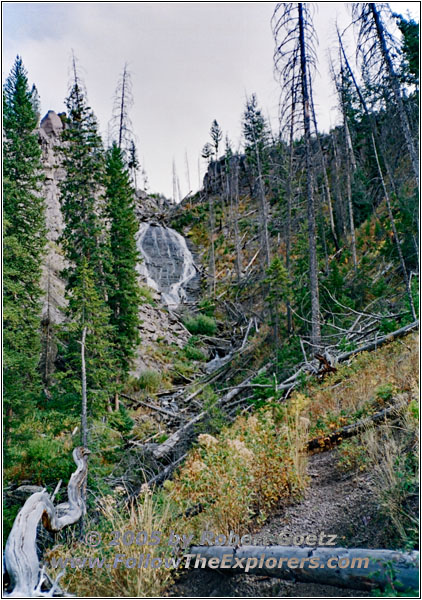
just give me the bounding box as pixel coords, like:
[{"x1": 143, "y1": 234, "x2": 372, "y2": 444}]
[
  {"x1": 121, "y1": 393, "x2": 186, "y2": 420},
  {"x1": 4, "y1": 447, "x2": 90, "y2": 598},
  {"x1": 307, "y1": 401, "x2": 406, "y2": 452},
  {"x1": 187, "y1": 545, "x2": 419, "y2": 592},
  {"x1": 336, "y1": 321, "x2": 419, "y2": 362},
  {"x1": 277, "y1": 321, "x2": 419, "y2": 393}
]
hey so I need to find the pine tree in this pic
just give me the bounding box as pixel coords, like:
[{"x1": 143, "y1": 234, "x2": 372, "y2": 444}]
[
  {"x1": 104, "y1": 143, "x2": 141, "y2": 409},
  {"x1": 60, "y1": 61, "x2": 107, "y2": 288},
  {"x1": 56, "y1": 259, "x2": 117, "y2": 434},
  {"x1": 57, "y1": 59, "x2": 116, "y2": 440},
  {"x1": 3, "y1": 56, "x2": 46, "y2": 448},
  {"x1": 243, "y1": 94, "x2": 271, "y2": 269}
]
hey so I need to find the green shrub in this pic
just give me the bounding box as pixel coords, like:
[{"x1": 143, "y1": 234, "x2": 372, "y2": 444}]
[
  {"x1": 198, "y1": 298, "x2": 216, "y2": 317},
  {"x1": 375, "y1": 383, "x2": 395, "y2": 402},
  {"x1": 183, "y1": 339, "x2": 207, "y2": 361},
  {"x1": 108, "y1": 405, "x2": 134, "y2": 434},
  {"x1": 138, "y1": 369, "x2": 162, "y2": 393},
  {"x1": 183, "y1": 314, "x2": 217, "y2": 336},
  {"x1": 139, "y1": 285, "x2": 156, "y2": 306}
]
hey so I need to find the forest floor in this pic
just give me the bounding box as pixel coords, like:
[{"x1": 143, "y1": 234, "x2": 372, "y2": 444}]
[{"x1": 170, "y1": 448, "x2": 393, "y2": 598}]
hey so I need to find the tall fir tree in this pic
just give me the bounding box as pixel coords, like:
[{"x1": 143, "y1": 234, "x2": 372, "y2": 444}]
[
  {"x1": 104, "y1": 143, "x2": 141, "y2": 409},
  {"x1": 3, "y1": 57, "x2": 46, "y2": 449},
  {"x1": 57, "y1": 60, "x2": 116, "y2": 440}
]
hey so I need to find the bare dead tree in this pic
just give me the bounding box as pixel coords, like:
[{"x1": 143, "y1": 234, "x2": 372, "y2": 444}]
[
  {"x1": 110, "y1": 63, "x2": 134, "y2": 152},
  {"x1": 224, "y1": 138, "x2": 242, "y2": 283},
  {"x1": 273, "y1": 2, "x2": 321, "y2": 349},
  {"x1": 330, "y1": 56, "x2": 358, "y2": 269},
  {"x1": 338, "y1": 30, "x2": 417, "y2": 320},
  {"x1": 4, "y1": 447, "x2": 90, "y2": 598},
  {"x1": 353, "y1": 2, "x2": 419, "y2": 184},
  {"x1": 80, "y1": 326, "x2": 88, "y2": 447},
  {"x1": 172, "y1": 158, "x2": 177, "y2": 203},
  {"x1": 184, "y1": 150, "x2": 191, "y2": 191},
  {"x1": 308, "y1": 80, "x2": 339, "y2": 253}
]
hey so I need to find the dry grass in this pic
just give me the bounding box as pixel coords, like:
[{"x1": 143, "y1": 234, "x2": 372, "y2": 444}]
[
  {"x1": 362, "y1": 397, "x2": 419, "y2": 548},
  {"x1": 47, "y1": 332, "x2": 418, "y2": 595},
  {"x1": 48, "y1": 491, "x2": 176, "y2": 598},
  {"x1": 303, "y1": 333, "x2": 418, "y2": 436}
]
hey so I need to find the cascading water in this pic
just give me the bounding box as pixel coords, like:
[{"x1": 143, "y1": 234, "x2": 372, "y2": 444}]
[{"x1": 135, "y1": 222, "x2": 199, "y2": 307}]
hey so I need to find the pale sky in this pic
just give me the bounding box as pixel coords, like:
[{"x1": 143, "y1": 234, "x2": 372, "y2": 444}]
[{"x1": 3, "y1": 2, "x2": 419, "y2": 199}]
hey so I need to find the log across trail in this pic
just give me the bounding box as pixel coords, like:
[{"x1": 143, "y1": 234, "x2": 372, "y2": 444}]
[{"x1": 186, "y1": 545, "x2": 419, "y2": 593}]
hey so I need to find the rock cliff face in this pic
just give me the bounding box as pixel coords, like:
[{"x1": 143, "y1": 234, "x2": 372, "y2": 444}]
[
  {"x1": 37, "y1": 111, "x2": 198, "y2": 378},
  {"x1": 39, "y1": 110, "x2": 67, "y2": 326}
]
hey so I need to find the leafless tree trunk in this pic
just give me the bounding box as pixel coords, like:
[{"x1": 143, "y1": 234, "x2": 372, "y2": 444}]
[
  {"x1": 229, "y1": 159, "x2": 242, "y2": 282},
  {"x1": 309, "y1": 86, "x2": 339, "y2": 252},
  {"x1": 187, "y1": 545, "x2": 418, "y2": 592},
  {"x1": 299, "y1": 3, "x2": 321, "y2": 350},
  {"x1": 339, "y1": 32, "x2": 417, "y2": 320},
  {"x1": 80, "y1": 326, "x2": 87, "y2": 448},
  {"x1": 367, "y1": 3, "x2": 419, "y2": 184},
  {"x1": 332, "y1": 131, "x2": 347, "y2": 238},
  {"x1": 4, "y1": 448, "x2": 90, "y2": 598}
]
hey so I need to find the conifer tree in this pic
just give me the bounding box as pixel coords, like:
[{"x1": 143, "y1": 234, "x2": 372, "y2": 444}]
[
  {"x1": 57, "y1": 58, "x2": 116, "y2": 439},
  {"x1": 3, "y1": 57, "x2": 46, "y2": 447},
  {"x1": 104, "y1": 143, "x2": 141, "y2": 409},
  {"x1": 60, "y1": 60, "x2": 108, "y2": 288},
  {"x1": 243, "y1": 94, "x2": 271, "y2": 269}
]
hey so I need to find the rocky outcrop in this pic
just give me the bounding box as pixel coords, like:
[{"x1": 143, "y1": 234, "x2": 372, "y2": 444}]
[
  {"x1": 39, "y1": 111, "x2": 67, "y2": 326},
  {"x1": 36, "y1": 111, "x2": 198, "y2": 380}
]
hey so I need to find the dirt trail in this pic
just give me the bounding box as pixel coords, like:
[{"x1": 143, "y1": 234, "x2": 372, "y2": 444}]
[{"x1": 170, "y1": 449, "x2": 389, "y2": 597}]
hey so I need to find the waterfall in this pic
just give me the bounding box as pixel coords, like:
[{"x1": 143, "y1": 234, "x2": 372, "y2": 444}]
[{"x1": 135, "y1": 222, "x2": 198, "y2": 307}]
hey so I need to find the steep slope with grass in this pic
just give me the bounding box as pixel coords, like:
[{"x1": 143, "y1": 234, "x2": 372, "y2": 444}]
[{"x1": 44, "y1": 331, "x2": 418, "y2": 597}]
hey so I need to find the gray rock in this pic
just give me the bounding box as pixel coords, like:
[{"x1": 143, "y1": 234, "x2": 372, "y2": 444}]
[{"x1": 40, "y1": 110, "x2": 63, "y2": 137}]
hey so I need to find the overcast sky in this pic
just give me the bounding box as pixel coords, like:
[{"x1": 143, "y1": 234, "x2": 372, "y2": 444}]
[{"x1": 3, "y1": 2, "x2": 419, "y2": 199}]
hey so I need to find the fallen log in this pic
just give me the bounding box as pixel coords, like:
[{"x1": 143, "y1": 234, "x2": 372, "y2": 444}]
[
  {"x1": 4, "y1": 447, "x2": 90, "y2": 598},
  {"x1": 336, "y1": 321, "x2": 419, "y2": 363},
  {"x1": 307, "y1": 400, "x2": 406, "y2": 452},
  {"x1": 276, "y1": 321, "x2": 419, "y2": 393},
  {"x1": 187, "y1": 545, "x2": 419, "y2": 592},
  {"x1": 121, "y1": 393, "x2": 186, "y2": 420},
  {"x1": 152, "y1": 363, "x2": 270, "y2": 460}
]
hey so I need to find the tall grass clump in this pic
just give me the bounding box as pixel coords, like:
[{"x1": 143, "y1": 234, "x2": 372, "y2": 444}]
[{"x1": 138, "y1": 369, "x2": 162, "y2": 393}]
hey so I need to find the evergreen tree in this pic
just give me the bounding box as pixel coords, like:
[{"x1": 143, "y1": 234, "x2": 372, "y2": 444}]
[
  {"x1": 104, "y1": 143, "x2": 141, "y2": 408},
  {"x1": 60, "y1": 63, "x2": 108, "y2": 289},
  {"x1": 57, "y1": 59, "x2": 116, "y2": 439},
  {"x1": 394, "y1": 13, "x2": 419, "y2": 86},
  {"x1": 3, "y1": 56, "x2": 46, "y2": 448},
  {"x1": 56, "y1": 259, "x2": 117, "y2": 428},
  {"x1": 243, "y1": 94, "x2": 271, "y2": 268}
]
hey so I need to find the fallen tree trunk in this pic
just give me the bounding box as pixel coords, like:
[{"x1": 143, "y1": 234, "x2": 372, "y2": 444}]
[
  {"x1": 187, "y1": 545, "x2": 419, "y2": 592},
  {"x1": 277, "y1": 321, "x2": 418, "y2": 393},
  {"x1": 4, "y1": 447, "x2": 90, "y2": 598},
  {"x1": 121, "y1": 393, "x2": 186, "y2": 420},
  {"x1": 336, "y1": 321, "x2": 419, "y2": 363},
  {"x1": 152, "y1": 363, "x2": 270, "y2": 461},
  {"x1": 307, "y1": 400, "x2": 406, "y2": 452}
]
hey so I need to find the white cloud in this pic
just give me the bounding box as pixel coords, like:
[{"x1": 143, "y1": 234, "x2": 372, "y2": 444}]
[{"x1": 3, "y1": 2, "x2": 419, "y2": 198}]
